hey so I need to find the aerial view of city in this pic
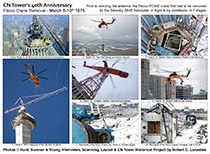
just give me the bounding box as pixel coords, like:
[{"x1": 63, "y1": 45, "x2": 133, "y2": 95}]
[
  {"x1": 72, "y1": 15, "x2": 138, "y2": 56},
  {"x1": 3, "y1": 15, "x2": 69, "y2": 56}
]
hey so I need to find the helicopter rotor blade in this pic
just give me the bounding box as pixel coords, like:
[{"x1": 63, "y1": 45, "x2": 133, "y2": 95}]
[
  {"x1": 32, "y1": 64, "x2": 35, "y2": 75},
  {"x1": 111, "y1": 59, "x2": 120, "y2": 68},
  {"x1": 91, "y1": 19, "x2": 102, "y2": 23},
  {"x1": 159, "y1": 69, "x2": 173, "y2": 73},
  {"x1": 109, "y1": 75, "x2": 117, "y2": 89},
  {"x1": 37, "y1": 76, "x2": 48, "y2": 80},
  {"x1": 21, "y1": 77, "x2": 30, "y2": 82},
  {"x1": 36, "y1": 68, "x2": 48, "y2": 76},
  {"x1": 160, "y1": 68, "x2": 188, "y2": 73},
  {"x1": 19, "y1": 71, "x2": 30, "y2": 75},
  {"x1": 176, "y1": 68, "x2": 188, "y2": 73}
]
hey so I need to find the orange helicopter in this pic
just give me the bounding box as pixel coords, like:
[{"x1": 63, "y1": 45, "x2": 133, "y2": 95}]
[
  {"x1": 20, "y1": 64, "x2": 48, "y2": 87},
  {"x1": 91, "y1": 18, "x2": 116, "y2": 29},
  {"x1": 160, "y1": 68, "x2": 191, "y2": 85},
  {"x1": 84, "y1": 60, "x2": 128, "y2": 78}
]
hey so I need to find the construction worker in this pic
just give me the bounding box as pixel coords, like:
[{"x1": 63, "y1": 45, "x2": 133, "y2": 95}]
[
  {"x1": 189, "y1": 15, "x2": 196, "y2": 30},
  {"x1": 176, "y1": 17, "x2": 186, "y2": 30}
]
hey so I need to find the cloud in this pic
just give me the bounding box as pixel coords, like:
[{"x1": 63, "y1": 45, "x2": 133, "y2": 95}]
[
  {"x1": 124, "y1": 35, "x2": 131, "y2": 38},
  {"x1": 74, "y1": 26, "x2": 102, "y2": 42},
  {"x1": 76, "y1": 26, "x2": 95, "y2": 34}
]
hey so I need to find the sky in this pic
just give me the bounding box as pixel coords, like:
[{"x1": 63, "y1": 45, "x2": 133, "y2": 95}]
[
  {"x1": 72, "y1": 59, "x2": 138, "y2": 100},
  {"x1": 142, "y1": 102, "x2": 207, "y2": 110},
  {"x1": 74, "y1": 102, "x2": 137, "y2": 106},
  {"x1": 72, "y1": 15, "x2": 138, "y2": 44},
  {"x1": 149, "y1": 58, "x2": 208, "y2": 94},
  {"x1": 3, "y1": 59, "x2": 69, "y2": 143}
]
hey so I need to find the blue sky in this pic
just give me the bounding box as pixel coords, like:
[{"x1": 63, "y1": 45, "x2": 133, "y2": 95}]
[{"x1": 3, "y1": 59, "x2": 69, "y2": 143}]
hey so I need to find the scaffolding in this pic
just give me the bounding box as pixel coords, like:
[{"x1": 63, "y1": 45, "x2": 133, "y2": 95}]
[{"x1": 72, "y1": 71, "x2": 109, "y2": 99}]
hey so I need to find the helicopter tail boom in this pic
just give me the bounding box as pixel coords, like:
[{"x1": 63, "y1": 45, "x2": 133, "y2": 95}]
[{"x1": 24, "y1": 64, "x2": 30, "y2": 67}]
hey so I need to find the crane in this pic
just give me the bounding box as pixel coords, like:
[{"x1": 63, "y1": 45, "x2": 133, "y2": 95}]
[
  {"x1": 40, "y1": 16, "x2": 69, "y2": 56},
  {"x1": 72, "y1": 60, "x2": 128, "y2": 99},
  {"x1": 5, "y1": 87, "x2": 67, "y2": 114}
]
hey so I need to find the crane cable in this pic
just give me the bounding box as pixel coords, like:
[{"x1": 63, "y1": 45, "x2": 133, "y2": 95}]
[
  {"x1": 41, "y1": 17, "x2": 69, "y2": 53},
  {"x1": 111, "y1": 116, "x2": 139, "y2": 132},
  {"x1": 40, "y1": 17, "x2": 68, "y2": 56}
]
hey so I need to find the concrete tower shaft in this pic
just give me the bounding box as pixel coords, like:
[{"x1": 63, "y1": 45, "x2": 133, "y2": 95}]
[
  {"x1": 12, "y1": 111, "x2": 36, "y2": 144},
  {"x1": 141, "y1": 59, "x2": 150, "y2": 99}
]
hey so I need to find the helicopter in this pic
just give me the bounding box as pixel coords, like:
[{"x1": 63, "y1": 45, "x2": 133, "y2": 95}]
[
  {"x1": 91, "y1": 18, "x2": 116, "y2": 29},
  {"x1": 19, "y1": 64, "x2": 48, "y2": 87},
  {"x1": 159, "y1": 68, "x2": 191, "y2": 85},
  {"x1": 84, "y1": 60, "x2": 128, "y2": 78}
]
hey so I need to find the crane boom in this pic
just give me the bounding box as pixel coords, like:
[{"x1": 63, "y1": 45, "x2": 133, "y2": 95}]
[{"x1": 5, "y1": 87, "x2": 67, "y2": 114}]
